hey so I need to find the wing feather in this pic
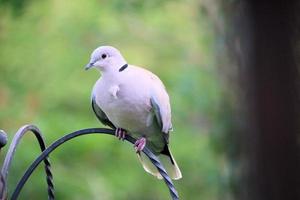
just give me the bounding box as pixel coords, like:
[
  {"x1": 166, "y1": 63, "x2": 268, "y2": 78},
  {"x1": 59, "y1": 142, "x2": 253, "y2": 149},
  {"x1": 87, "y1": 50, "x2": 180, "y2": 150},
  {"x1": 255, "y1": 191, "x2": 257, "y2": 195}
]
[
  {"x1": 150, "y1": 96, "x2": 172, "y2": 143},
  {"x1": 91, "y1": 96, "x2": 115, "y2": 129}
]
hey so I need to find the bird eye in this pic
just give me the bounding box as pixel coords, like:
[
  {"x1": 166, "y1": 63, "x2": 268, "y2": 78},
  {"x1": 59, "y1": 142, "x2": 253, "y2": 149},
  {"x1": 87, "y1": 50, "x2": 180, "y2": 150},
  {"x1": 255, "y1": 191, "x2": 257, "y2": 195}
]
[{"x1": 101, "y1": 54, "x2": 107, "y2": 59}]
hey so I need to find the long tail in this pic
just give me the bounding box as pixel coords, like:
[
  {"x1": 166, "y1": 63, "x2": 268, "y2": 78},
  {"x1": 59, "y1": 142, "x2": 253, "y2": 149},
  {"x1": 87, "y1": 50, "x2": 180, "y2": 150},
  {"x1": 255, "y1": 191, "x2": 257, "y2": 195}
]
[{"x1": 136, "y1": 145, "x2": 182, "y2": 180}]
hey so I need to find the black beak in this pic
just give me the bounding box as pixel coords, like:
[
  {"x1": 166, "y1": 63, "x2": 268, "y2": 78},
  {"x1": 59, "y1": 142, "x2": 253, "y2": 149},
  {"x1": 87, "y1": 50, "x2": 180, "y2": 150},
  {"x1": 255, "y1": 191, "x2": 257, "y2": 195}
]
[{"x1": 84, "y1": 62, "x2": 94, "y2": 70}]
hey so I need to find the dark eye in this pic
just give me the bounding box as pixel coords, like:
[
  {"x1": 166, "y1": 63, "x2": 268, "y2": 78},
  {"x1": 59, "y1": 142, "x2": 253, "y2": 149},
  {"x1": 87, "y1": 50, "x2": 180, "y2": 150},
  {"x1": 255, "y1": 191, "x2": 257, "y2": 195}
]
[{"x1": 101, "y1": 54, "x2": 107, "y2": 59}]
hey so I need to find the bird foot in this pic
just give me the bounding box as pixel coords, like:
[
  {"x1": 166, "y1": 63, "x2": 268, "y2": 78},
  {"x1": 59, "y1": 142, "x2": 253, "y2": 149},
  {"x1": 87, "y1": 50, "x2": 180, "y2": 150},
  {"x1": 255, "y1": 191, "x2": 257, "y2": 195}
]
[
  {"x1": 115, "y1": 128, "x2": 127, "y2": 140},
  {"x1": 134, "y1": 137, "x2": 146, "y2": 153}
]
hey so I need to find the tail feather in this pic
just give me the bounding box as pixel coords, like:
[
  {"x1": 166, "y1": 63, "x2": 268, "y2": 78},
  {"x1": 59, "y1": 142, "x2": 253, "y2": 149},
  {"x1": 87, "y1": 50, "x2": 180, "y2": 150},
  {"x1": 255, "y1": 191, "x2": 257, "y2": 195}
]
[
  {"x1": 136, "y1": 145, "x2": 182, "y2": 180},
  {"x1": 137, "y1": 152, "x2": 163, "y2": 179}
]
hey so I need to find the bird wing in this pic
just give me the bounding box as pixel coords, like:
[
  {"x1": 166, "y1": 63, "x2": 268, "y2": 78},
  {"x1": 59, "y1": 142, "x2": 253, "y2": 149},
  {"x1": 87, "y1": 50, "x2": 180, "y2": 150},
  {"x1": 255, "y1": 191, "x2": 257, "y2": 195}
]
[
  {"x1": 144, "y1": 69, "x2": 172, "y2": 133},
  {"x1": 150, "y1": 95, "x2": 172, "y2": 143},
  {"x1": 91, "y1": 95, "x2": 115, "y2": 129}
]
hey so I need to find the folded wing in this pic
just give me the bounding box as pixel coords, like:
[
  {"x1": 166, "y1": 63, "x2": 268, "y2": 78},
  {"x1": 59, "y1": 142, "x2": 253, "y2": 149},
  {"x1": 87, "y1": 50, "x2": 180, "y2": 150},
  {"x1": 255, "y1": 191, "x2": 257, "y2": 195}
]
[{"x1": 91, "y1": 95, "x2": 115, "y2": 129}]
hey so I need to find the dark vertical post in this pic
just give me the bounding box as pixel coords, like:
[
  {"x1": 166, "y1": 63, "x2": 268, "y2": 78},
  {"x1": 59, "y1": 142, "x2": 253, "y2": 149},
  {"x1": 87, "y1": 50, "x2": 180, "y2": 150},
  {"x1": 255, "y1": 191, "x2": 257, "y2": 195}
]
[{"x1": 238, "y1": 1, "x2": 300, "y2": 200}]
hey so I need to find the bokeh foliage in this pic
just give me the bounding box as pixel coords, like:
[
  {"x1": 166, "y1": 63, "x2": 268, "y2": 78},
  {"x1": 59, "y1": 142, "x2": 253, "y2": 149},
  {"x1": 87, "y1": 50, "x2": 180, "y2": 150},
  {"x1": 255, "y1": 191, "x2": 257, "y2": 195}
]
[{"x1": 0, "y1": 0, "x2": 232, "y2": 199}]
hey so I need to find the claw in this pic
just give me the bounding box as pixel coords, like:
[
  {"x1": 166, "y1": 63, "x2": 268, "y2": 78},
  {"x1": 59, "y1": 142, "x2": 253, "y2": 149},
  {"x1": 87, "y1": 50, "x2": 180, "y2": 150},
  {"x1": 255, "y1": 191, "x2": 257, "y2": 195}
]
[
  {"x1": 121, "y1": 130, "x2": 126, "y2": 141},
  {"x1": 115, "y1": 128, "x2": 126, "y2": 140},
  {"x1": 134, "y1": 137, "x2": 146, "y2": 153}
]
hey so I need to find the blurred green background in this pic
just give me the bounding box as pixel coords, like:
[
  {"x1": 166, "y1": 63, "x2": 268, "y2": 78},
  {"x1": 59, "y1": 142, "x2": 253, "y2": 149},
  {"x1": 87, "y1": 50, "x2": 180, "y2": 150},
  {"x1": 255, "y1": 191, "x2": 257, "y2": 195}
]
[{"x1": 0, "y1": 0, "x2": 233, "y2": 199}]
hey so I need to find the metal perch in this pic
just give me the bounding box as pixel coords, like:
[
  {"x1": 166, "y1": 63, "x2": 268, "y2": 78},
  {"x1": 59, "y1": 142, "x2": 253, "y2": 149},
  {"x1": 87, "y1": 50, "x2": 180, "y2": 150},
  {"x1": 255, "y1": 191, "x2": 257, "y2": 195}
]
[
  {"x1": 0, "y1": 125, "x2": 53, "y2": 200},
  {"x1": 0, "y1": 125, "x2": 179, "y2": 200}
]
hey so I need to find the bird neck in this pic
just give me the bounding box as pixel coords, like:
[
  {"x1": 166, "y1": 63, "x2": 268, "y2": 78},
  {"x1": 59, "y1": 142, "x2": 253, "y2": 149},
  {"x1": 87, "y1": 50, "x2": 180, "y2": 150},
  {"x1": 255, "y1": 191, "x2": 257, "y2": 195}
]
[
  {"x1": 118, "y1": 63, "x2": 128, "y2": 72},
  {"x1": 100, "y1": 63, "x2": 128, "y2": 83}
]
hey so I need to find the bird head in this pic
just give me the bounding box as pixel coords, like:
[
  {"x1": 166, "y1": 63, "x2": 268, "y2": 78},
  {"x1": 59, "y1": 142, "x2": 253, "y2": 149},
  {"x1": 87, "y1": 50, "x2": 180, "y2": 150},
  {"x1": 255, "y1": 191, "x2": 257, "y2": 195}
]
[{"x1": 85, "y1": 46, "x2": 127, "y2": 72}]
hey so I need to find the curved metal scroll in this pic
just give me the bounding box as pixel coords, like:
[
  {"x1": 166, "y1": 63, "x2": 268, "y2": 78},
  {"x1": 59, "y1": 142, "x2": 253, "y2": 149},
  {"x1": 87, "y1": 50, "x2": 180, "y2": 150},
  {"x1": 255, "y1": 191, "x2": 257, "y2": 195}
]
[
  {"x1": 1, "y1": 125, "x2": 54, "y2": 200},
  {"x1": 11, "y1": 128, "x2": 179, "y2": 200}
]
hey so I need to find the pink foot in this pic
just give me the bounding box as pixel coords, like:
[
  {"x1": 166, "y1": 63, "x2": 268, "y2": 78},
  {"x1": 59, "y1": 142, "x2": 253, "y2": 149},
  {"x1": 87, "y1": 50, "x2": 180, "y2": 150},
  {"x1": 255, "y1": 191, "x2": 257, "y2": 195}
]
[
  {"x1": 134, "y1": 137, "x2": 146, "y2": 153},
  {"x1": 115, "y1": 128, "x2": 126, "y2": 141}
]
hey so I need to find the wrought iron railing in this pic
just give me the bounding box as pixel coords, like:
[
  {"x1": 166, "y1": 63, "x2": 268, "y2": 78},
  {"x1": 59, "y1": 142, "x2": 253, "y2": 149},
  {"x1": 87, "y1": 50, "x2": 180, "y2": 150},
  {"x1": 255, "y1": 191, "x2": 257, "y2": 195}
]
[{"x1": 0, "y1": 124, "x2": 179, "y2": 200}]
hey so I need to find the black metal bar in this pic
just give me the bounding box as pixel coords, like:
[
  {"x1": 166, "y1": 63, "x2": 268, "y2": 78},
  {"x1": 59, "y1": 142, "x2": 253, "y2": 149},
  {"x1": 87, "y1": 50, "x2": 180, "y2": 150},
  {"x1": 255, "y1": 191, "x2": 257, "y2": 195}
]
[
  {"x1": 0, "y1": 130, "x2": 7, "y2": 149},
  {"x1": 0, "y1": 130, "x2": 8, "y2": 200},
  {"x1": 1, "y1": 125, "x2": 54, "y2": 200},
  {"x1": 11, "y1": 128, "x2": 179, "y2": 200}
]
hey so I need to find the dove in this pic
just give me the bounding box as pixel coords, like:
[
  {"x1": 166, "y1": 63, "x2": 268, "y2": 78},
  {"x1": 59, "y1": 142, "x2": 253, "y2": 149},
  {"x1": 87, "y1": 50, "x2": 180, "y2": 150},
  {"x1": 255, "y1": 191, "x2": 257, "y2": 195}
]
[{"x1": 85, "y1": 46, "x2": 182, "y2": 180}]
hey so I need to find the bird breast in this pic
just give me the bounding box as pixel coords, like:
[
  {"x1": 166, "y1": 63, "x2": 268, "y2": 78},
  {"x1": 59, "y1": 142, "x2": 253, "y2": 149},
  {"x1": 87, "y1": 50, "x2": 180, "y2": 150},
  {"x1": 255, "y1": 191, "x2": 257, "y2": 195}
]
[{"x1": 94, "y1": 79, "x2": 152, "y2": 133}]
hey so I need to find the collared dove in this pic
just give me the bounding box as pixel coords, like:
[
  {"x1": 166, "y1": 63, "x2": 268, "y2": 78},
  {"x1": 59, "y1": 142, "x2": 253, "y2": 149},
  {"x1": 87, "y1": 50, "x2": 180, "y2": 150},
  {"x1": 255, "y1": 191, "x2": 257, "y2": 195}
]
[{"x1": 85, "y1": 46, "x2": 182, "y2": 180}]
